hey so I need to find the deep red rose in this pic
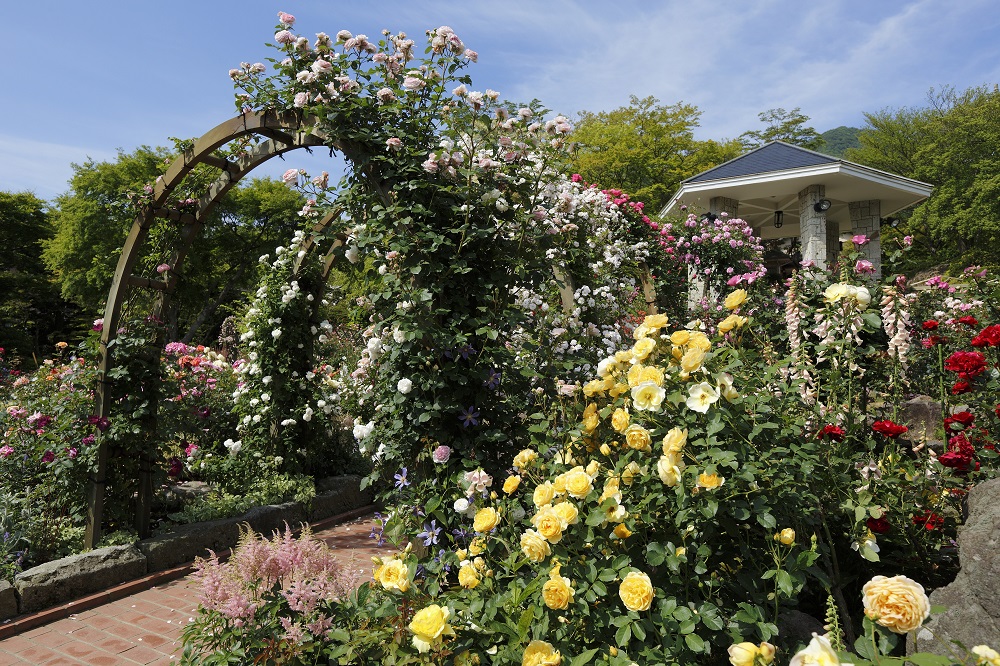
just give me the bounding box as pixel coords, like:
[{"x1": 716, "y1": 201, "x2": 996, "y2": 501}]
[
  {"x1": 872, "y1": 420, "x2": 908, "y2": 438},
  {"x1": 971, "y1": 324, "x2": 1000, "y2": 348},
  {"x1": 922, "y1": 335, "x2": 947, "y2": 348},
  {"x1": 957, "y1": 315, "x2": 979, "y2": 327},
  {"x1": 944, "y1": 411, "x2": 976, "y2": 431},
  {"x1": 866, "y1": 516, "x2": 891, "y2": 534},
  {"x1": 951, "y1": 380, "x2": 972, "y2": 395},
  {"x1": 922, "y1": 320, "x2": 939, "y2": 330},
  {"x1": 944, "y1": 350, "x2": 987, "y2": 379},
  {"x1": 816, "y1": 424, "x2": 845, "y2": 442},
  {"x1": 913, "y1": 511, "x2": 943, "y2": 530}
]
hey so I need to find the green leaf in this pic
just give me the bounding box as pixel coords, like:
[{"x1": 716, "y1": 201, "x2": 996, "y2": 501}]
[
  {"x1": 684, "y1": 633, "x2": 706, "y2": 652},
  {"x1": 757, "y1": 512, "x2": 776, "y2": 529},
  {"x1": 645, "y1": 542, "x2": 666, "y2": 566},
  {"x1": 905, "y1": 654, "x2": 956, "y2": 665},
  {"x1": 615, "y1": 623, "x2": 631, "y2": 646},
  {"x1": 569, "y1": 649, "x2": 599, "y2": 666}
]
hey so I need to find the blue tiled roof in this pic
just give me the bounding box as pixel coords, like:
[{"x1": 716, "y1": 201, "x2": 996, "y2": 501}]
[{"x1": 686, "y1": 141, "x2": 839, "y2": 183}]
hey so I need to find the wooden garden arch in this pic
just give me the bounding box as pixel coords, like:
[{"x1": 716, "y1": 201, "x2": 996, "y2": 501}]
[{"x1": 88, "y1": 110, "x2": 359, "y2": 548}]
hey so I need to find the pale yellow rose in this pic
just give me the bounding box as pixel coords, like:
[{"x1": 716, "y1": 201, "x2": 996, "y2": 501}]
[
  {"x1": 455, "y1": 548, "x2": 468, "y2": 561},
  {"x1": 758, "y1": 641, "x2": 776, "y2": 664},
  {"x1": 552, "y1": 500, "x2": 579, "y2": 526},
  {"x1": 614, "y1": 349, "x2": 634, "y2": 364},
  {"x1": 632, "y1": 337, "x2": 656, "y2": 361},
  {"x1": 717, "y1": 372, "x2": 739, "y2": 401},
  {"x1": 586, "y1": 460, "x2": 600, "y2": 477},
  {"x1": 643, "y1": 313, "x2": 669, "y2": 330},
  {"x1": 599, "y1": 477, "x2": 621, "y2": 505},
  {"x1": 513, "y1": 449, "x2": 537, "y2": 470},
  {"x1": 619, "y1": 570, "x2": 654, "y2": 611},
  {"x1": 718, "y1": 314, "x2": 747, "y2": 334},
  {"x1": 581, "y1": 402, "x2": 599, "y2": 433},
  {"x1": 582, "y1": 379, "x2": 606, "y2": 397},
  {"x1": 503, "y1": 475, "x2": 521, "y2": 494},
  {"x1": 375, "y1": 557, "x2": 410, "y2": 593},
  {"x1": 532, "y1": 505, "x2": 568, "y2": 543},
  {"x1": 552, "y1": 474, "x2": 567, "y2": 494},
  {"x1": 728, "y1": 642, "x2": 760, "y2": 666},
  {"x1": 631, "y1": 381, "x2": 666, "y2": 412},
  {"x1": 613, "y1": 523, "x2": 632, "y2": 539},
  {"x1": 599, "y1": 442, "x2": 612, "y2": 456},
  {"x1": 621, "y1": 461, "x2": 642, "y2": 485},
  {"x1": 523, "y1": 640, "x2": 562, "y2": 666},
  {"x1": 688, "y1": 331, "x2": 712, "y2": 352},
  {"x1": 468, "y1": 536, "x2": 486, "y2": 555},
  {"x1": 561, "y1": 466, "x2": 594, "y2": 499},
  {"x1": 823, "y1": 282, "x2": 849, "y2": 304},
  {"x1": 638, "y1": 364, "x2": 665, "y2": 386},
  {"x1": 680, "y1": 347, "x2": 706, "y2": 376},
  {"x1": 777, "y1": 528, "x2": 796, "y2": 545},
  {"x1": 409, "y1": 604, "x2": 453, "y2": 653},
  {"x1": 632, "y1": 323, "x2": 650, "y2": 340},
  {"x1": 520, "y1": 529, "x2": 551, "y2": 562},
  {"x1": 862, "y1": 575, "x2": 930, "y2": 633},
  {"x1": 626, "y1": 363, "x2": 644, "y2": 387},
  {"x1": 533, "y1": 481, "x2": 555, "y2": 507},
  {"x1": 658, "y1": 453, "x2": 684, "y2": 487},
  {"x1": 724, "y1": 288, "x2": 748, "y2": 310},
  {"x1": 972, "y1": 645, "x2": 1000, "y2": 666},
  {"x1": 611, "y1": 407, "x2": 631, "y2": 433},
  {"x1": 686, "y1": 382, "x2": 720, "y2": 413},
  {"x1": 605, "y1": 502, "x2": 627, "y2": 523},
  {"x1": 624, "y1": 424, "x2": 652, "y2": 452},
  {"x1": 789, "y1": 633, "x2": 842, "y2": 666},
  {"x1": 670, "y1": 330, "x2": 691, "y2": 346},
  {"x1": 697, "y1": 472, "x2": 724, "y2": 490},
  {"x1": 473, "y1": 507, "x2": 500, "y2": 533},
  {"x1": 542, "y1": 565, "x2": 574, "y2": 610},
  {"x1": 458, "y1": 562, "x2": 480, "y2": 589},
  {"x1": 662, "y1": 427, "x2": 687, "y2": 454},
  {"x1": 609, "y1": 382, "x2": 629, "y2": 398}
]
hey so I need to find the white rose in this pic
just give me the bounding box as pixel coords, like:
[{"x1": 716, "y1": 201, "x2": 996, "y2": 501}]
[{"x1": 397, "y1": 378, "x2": 413, "y2": 394}]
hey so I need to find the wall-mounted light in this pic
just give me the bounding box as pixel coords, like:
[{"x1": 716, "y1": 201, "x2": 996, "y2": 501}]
[
  {"x1": 773, "y1": 210, "x2": 784, "y2": 228},
  {"x1": 880, "y1": 216, "x2": 899, "y2": 228},
  {"x1": 813, "y1": 199, "x2": 832, "y2": 213},
  {"x1": 700, "y1": 212, "x2": 718, "y2": 222}
]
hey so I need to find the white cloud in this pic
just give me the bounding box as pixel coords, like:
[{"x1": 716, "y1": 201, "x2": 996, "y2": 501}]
[{"x1": 0, "y1": 135, "x2": 116, "y2": 202}]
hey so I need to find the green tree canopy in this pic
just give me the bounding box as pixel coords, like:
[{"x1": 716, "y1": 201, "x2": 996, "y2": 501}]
[
  {"x1": 568, "y1": 95, "x2": 742, "y2": 211},
  {"x1": 739, "y1": 107, "x2": 824, "y2": 151}
]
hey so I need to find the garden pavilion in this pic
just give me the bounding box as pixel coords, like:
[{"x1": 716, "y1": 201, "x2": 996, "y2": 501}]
[{"x1": 659, "y1": 141, "x2": 934, "y2": 281}]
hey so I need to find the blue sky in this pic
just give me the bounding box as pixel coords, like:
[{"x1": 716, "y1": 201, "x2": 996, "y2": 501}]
[{"x1": 4, "y1": 0, "x2": 999, "y2": 202}]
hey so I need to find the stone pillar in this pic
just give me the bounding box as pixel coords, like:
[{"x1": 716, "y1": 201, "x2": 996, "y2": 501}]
[
  {"x1": 826, "y1": 221, "x2": 841, "y2": 270},
  {"x1": 849, "y1": 199, "x2": 881, "y2": 280},
  {"x1": 688, "y1": 197, "x2": 740, "y2": 309},
  {"x1": 798, "y1": 185, "x2": 827, "y2": 271}
]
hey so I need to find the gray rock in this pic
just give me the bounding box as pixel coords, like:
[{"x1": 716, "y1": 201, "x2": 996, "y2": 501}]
[
  {"x1": 0, "y1": 579, "x2": 19, "y2": 621},
  {"x1": 778, "y1": 610, "x2": 826, "y2": 647},
  {"x1": 899, "y1": 395, "x2": 943, "y2": 445},
  {"x1": 139, "y1": 517, "x2": 242, "y2": 572},
  {"x1": 911, "y1": 478, "x2": 1000, "y2": 661},
  {"x1": 15, "y1": 545, "x2": 146, "y2": 614},
  {"x1": 310, "y1": 475, "x2": 372, "y2": 521},
  {"x1": 243, "y1": 502, "x2": 307, "y2": 538}
]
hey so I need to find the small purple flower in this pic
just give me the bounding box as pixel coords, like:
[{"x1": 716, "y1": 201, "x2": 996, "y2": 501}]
[
  {"x1": 459, "y1": 406, "x2": 480, "y2": 428},
  {"x1": 484, "y1": 368, "x2": 501, "y2": 390},
  {"x1": 416, "y1": 519, "x2": 441, "y2": 547},
  {"x1": 81, "y1": 434, "x2": 96, "y2": 447},
  {"x1": 67, "y1": 448, "x2": 78, "y2": 459},
  {"x1": 432, "y1": 445, "x2": 451, "y2": 464},
  {"x1": 394, "y1": 467, "x2": 410, "y2": 489}
]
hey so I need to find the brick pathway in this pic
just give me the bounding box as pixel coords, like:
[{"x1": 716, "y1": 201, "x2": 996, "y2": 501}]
[{"x1": 0, "y1": 512, "x2": 391, "y2": 665}]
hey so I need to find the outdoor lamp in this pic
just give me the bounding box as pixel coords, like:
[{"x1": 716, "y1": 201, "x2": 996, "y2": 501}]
[
  {"x1": 701, "y1": 212, "x2": 718, "y2": 222},
  {"x1": 773, "y1": 210, "x2": 784, "y2": 228},
  {"x1": 813, "y1": 199, "x2": 832, "y2": 212}
]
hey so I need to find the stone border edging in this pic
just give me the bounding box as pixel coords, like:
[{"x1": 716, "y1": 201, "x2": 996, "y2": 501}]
[{"x1": 0, "y1": 474, "x2": 374, "y2": 635}]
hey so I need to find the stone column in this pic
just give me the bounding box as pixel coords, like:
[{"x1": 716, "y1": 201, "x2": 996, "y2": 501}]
[
  {"x1": 849, "y1": 199, "x2": 881, "y2": 280},
  {"x1": 688, "y1": 197, "x2": 740, "y2": 309},
  {"x1": 826, "y1": 221, "x2": 841, "y2": 269},
  {"x1": 798, "y1": 185, "x2": 827, "y2": 271}
]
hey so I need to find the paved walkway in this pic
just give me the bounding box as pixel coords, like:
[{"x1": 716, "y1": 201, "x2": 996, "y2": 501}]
[{"x1": 0, "y1": 511, "x2": 390, "y2": 665}]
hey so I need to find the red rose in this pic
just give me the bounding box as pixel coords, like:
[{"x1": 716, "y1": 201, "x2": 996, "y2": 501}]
[
  {"x1": 951, "y1": 380, "x2": 972, "y2": 395},
  {"x1": 922, "y1": 320, "x2": 939, "y2": 330},
  {"x1": 944, "y1": 411, "x2": 975, "y2": 431},
  {"x1": 872, "y1": 420, "x2": 908, "y2": 438},
  {"x1": 957, "y1": 315, "x2": 979, "y2": 327},
  {"x1": 912, "y1": 511, "x2": 943, "y2": 530},
  {"x1": 944, "y1": 350, "x2": 987, "y2": 379},
  {"x1": 971, "y1": 324, "x2": 1000, "y2": 348},
  {"x1": 816, "y1": 424, "x2": 845, "y2": 441},
  {"x1": 866, "y1": 516, "x2": 891, "y2": 534}
]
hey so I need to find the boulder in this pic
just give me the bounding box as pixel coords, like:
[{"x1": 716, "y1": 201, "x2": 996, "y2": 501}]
[
  {"x1": 138, "y1": 517, "x2": 242, "y2": 572},
  {"x1": 911, "y1": 478, "x2": 1000, "y2": 661},
  {"x1": 0, "y1": 579, "x2": 19, "y2": 621},
  {"x1": 899, "y1": 395, "x2": 942, "y2": 445},
  {"x1": 15, "y1": 545, "x2": 146, "y2": 614}
]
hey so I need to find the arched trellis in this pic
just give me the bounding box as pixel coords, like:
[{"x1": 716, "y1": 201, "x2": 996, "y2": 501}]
[{"x1": 88, "y1": 111, "x2": 358, "y2": 547}]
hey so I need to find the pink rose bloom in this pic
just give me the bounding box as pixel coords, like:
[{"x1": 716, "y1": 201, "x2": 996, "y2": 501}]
[
  {"x1": 376, "y1": 88, "x2": 396, "y2": 104},
  {"x1": 386, "y1": 137, "x2": 402, "y2": 151},
  {"x1": 277, "y1": 11, "x2": 295, "y2": 25},
  {"x1": 156, "y1": 263, "x2": 170, "y2": 274},
  {"x1": 432, "y1": 445, "x2": 451, "y2": 464},
  {"x1": 41, "y1": 450, "x2": 55, "y2": 464},
  {"x1": 851, "y1": 234, "x2": 869, "y2": 246},
  {"x1": 903, "y1": 235, "x2": 914, "y2": 246},
  {"x1": 92, "y1": 318, "x2": 104, "y2": 331},
  {"x1": 727, "y1": 275, "x2": 742, "y2": 286},
  {"x1": 311, "y1": 59, "x2": 333, "y2": 74},
  {"x1": 67, "y1": 448, "x2": 78, "y2": 459},
  {"x1": 336, "y1": 30, "x2": 352, "y2": 42},
  {"x1": 282, "y1": 169, "x2": 300, "y2": 184},
  {"x1": 855, "y1": 259, "x2": 875, "y2": 275},
  {"x1": 293, "y1": 92, "x2": 310, "y2": 108},
  {"x1": 0, "y1": 445, "x2": 13, "y2": 458},
  {"x1": 275, "y1": 30, "x2": 295, "y2": 45},
  {"x1": 402, "y1": 76, "x2": 425, "y2": 91}
]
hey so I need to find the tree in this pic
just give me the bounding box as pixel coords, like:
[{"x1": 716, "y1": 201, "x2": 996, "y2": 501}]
[
  {"x1": 847, "y1": 85, "x2": 1000, "y2": 270},
  {"x1": 818, "y1": 126, "x2": 861, "y2": 157},
  {"x1": 43, "y1": 147, "x2": 306, "y2": 343},
  {"x1": 0, "y1": 192, "x2": 80, "y2": 362},
  {"x1": 739, "y1": 107, "x2": 825, "y2": 151},
  {"x1": 568, "y1": 95, "x2": 742, "y2": 211}
]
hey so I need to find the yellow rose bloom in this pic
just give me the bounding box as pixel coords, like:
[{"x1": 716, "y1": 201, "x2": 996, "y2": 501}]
[
  {"x1": 688, "y1": 331, "x2": 712, "y2": 352},
  {"x1": 670, "y1": 330, "x2": 691, "y2": 346},
  {"x1": 662, "y1": 427, "x2": 687, "y2": 454},
  {"x1": 631, "y1": 337, "x2": 656, "y2": 361},
  {"x1": 523, "y1": 640, "x2": 562, "y2": 666},
  {"x1": 375, "y1": 557, "x2": 410, "y2": 593},
  {"x1": 468, "y1": 536, "x2": 486, "y2": 556},
  {"x1": 724, "y1": 288, "x2": 748, "y2": 310},
  {"x1": 585, "y1": 460, "x2": 600, "y2": 477},
  {"x1": 542, "y1": 565, "x2": 574, "y2": 610},
  {"x1": 582, "y1": 379, "x2": 606, "y2": 397},
  {"x1": 599, "y1": 442, "x2": 612, "y2": 456},
  {"x1": 632, "y1": 323, "x2": 650, "y2": 340},
  {"x1": 609, "y1": 382, "x2": 629, "y2": 398},
  {"x1": 972, "y1": 646, "x2": 1000, "y2": 666},
  {"x1": 458, "y1": 562, "x2": 481, "y2": 589},
  {"x1": 680, "y1": 347, "x2": 706, "y2": 376},
  {"x1": 626, "y1": 363, "x2": 644, "y2": 388},
  {"x1": 611, "y1": 407, "x2": 630, "y2": 433},
  {"x1": 473, "y1": 507, "x2": 500, "y2": 533},
  {"x1": 561, "y1": 466, "x2": 594, "y2": 499},
  {"x1": 599, "y1": 477, "x2": 621, "y2": 505},
  {"x1": 861, "y1": 574, "x2": 930, "y2": 634},
  {"x1": 657, "y1": 453, "x2": 684, "y2": 487},
  {"x1": 728, "y1": 642, "x2": 760, "y2": 666},
  {"x1": 520, "y1": 529, "x2": 551, "y2": 562},
  {"x1": 552, "y1": 500, "x2": 579, "y2": 526},
  {"x1": 614, "y1": 349, "x2": 634, "y2": 364},
  {"x1": 503, "y1": 475, "x2": 521, "y2": 494},
  {"x1": 581, "y1": 402, "x2": 599, "y2": 433},
  {"x1": 624, "y1": 424, "x2": 652, "y2": 452},
  {"x1": 619, "y1": 570, "x2": 654, "y2": 611},
  {"x1": 409, "y1": 604, "x2": 453, "y2": 654},
  {"x1": 621, "y1": 461, "x2": 642, "y2": 485},
  {"x1": 552, "y1": 474, "x2": 567, "y2": 494},
  {"x1": 686, "y1": 382, "x2": 720, "y2": 413},
  {"x1": 631, "y1": 381, "x2": 666, "y2": 412},
  {"x1": 643, "y1": 313, "x2": 669, "y2": 330},
  {"x1": 613, "y1": 523, "x2": 632, "y2": 539},
  {"x1": 717, "y1": 372, "x2": 739, "y2": 401},
  {"x1": 697, "y1": 472, "x2": 724, "y2": 490},
  {"x1": 455, "y1": 548, "x2": 468, "y2": 562},
  {"x1": 533, "y1": 481, "x2": 555, "y2": 507},
  {"x1": 789, "y1": 634, "x2": 841, "y2": 666},
  {"x1": 513, "y1": 449, "x2": 538, "y2": 471},
  {"x1": 532, "y1": 505, "x2": 568, "y2": 543},
  {"x1": 718, "y1": 313, "x2": 747, "y2": 334},
  {"x1": 638, "y1": 364, "x2": 665, "y2": 386},
  {"x1": 777, "y1": 528, "x2": 796, "y2": 545}
]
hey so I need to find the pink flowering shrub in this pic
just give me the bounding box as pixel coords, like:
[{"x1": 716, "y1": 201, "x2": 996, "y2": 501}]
[{"x1": 180, "y1": 524, "x2": 360, "y2": 664}]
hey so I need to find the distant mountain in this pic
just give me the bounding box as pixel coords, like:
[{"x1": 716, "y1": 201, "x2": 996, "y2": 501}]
[{"x1": 818, "y1": 126, "x2": 861, "y2": 157}]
